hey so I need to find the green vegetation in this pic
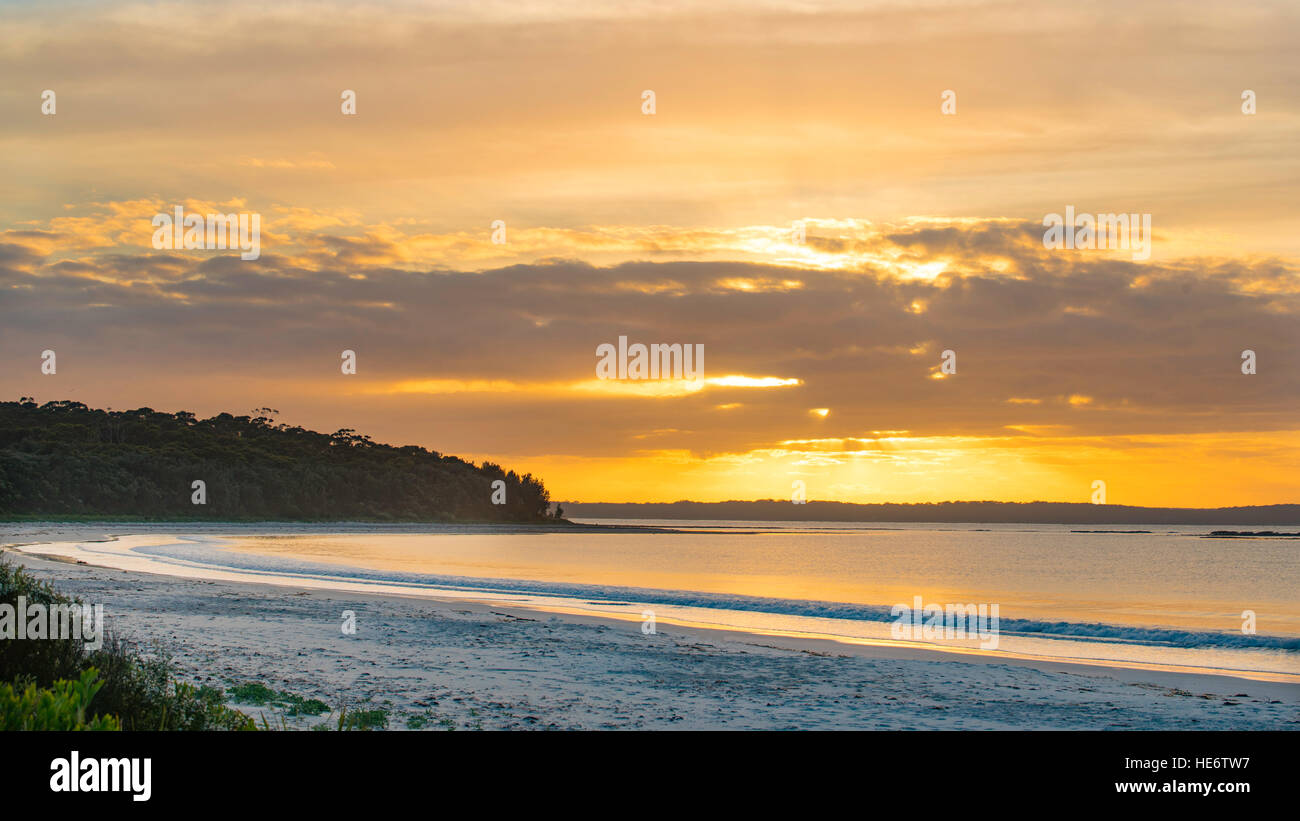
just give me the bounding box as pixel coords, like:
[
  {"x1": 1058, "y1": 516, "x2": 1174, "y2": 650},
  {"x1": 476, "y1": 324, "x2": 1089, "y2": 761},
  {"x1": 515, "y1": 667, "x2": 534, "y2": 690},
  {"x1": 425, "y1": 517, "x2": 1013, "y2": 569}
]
[
  {"x1": 228, "y1": 681, "x2": 329, "y2": 716},
  {"x1": 227, "y1": 681, "x2": 279, "y2": 704},
  {"x1": 0, "y1": 399, "x2": 556, "y2": 522},
  {"x1": 405, "y1": 710, "x2": 432, "y2": 729},
  {"x1": 0, "y1": 557, "x2": 455, "y2": 731},
  {"x1": 0, "y1": 670, "x2": 120, "y2": 731},
  {"x1": 0, "y1": 555, "x2": 254, "y2": 730},
  {"x1": 404, "y1": 708, "x2": 458, "y2": 730},
  {"x1": 86, "y1": 639, "x2": 254, "y2": 730},
  {"x1": 336, "y1": 705, "x2": 389, "y2": 731}
]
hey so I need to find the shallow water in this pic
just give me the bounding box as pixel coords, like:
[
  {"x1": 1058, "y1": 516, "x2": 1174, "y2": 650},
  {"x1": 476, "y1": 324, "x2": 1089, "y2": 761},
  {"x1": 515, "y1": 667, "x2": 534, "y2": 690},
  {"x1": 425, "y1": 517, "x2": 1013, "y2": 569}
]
[{"x1": 15, "y1": 520, "x2": 1300, "y2": 681}]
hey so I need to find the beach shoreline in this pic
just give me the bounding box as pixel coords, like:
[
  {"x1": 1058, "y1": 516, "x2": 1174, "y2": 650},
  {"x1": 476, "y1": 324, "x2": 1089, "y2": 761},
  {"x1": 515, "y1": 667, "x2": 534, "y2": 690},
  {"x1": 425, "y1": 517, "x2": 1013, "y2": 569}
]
[{"x1": 4, "y1": 536, "x2": 1297, "y2": 730}]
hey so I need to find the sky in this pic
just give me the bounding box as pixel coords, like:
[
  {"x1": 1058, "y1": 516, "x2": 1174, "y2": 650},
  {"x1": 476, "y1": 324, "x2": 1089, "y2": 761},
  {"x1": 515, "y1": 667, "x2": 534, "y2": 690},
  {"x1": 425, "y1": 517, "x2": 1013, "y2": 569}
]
[{"x1": 1, "y1": 0, "x2": 1297, "y2": 506}]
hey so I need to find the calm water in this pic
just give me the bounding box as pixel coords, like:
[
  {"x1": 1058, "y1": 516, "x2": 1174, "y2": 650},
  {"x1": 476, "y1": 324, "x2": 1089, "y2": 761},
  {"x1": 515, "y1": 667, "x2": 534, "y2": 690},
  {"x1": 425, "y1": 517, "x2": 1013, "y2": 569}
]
[{"x1": 23, "y1": 520, "x2": 1300, "y2": 680}]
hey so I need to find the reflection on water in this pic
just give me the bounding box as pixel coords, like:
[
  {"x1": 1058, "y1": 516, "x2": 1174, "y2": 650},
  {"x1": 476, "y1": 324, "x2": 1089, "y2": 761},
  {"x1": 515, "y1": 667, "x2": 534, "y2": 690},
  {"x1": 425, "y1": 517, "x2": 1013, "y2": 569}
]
[
  {"x1": 19, "y1": 520, "x2": 1300, "y2": 681},
  {"x1": 213, "y1": 520, "x2": 1300, "y2": 679}
]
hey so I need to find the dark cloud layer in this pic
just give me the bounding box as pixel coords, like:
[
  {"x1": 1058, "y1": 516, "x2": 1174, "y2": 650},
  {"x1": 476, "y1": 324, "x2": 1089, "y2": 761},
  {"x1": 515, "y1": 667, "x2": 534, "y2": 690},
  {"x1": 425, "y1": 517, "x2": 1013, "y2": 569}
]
[{"x1": 2, "y1": 221, "x2": 1296, "y2": 464}]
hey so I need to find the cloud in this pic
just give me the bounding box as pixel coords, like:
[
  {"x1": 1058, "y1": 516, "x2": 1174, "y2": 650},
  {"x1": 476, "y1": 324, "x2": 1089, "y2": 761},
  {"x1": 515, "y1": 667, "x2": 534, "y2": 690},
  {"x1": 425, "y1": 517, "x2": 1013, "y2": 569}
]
[
  {"x1": 2, "y1": 0, "x2": 1297, "y2": 502},
  {"x1": 1, "y1": 218, "x2": 1294, "y2": 458},
  {"x1": 375, "y1": 375, "x2": 801, "y2": 398},
  {"x1": 3, "y1": 1, "x2": 1297, "y2": 258}
]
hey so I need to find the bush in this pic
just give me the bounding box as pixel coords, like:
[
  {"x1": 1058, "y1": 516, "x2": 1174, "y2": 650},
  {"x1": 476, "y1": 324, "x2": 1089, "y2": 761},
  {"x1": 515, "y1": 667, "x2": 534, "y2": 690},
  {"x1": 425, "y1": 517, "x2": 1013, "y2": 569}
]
[
  {"x1": 85, "y1": 637, "x2": 254, "y2": 731},
  {"x1": 0, "y1": 554, "x2": 254, "y2": 731},
  {"x1": 0, "y1": 557, "x2": 85, "y2": 687},
  {"x1": 0, "y1": 669, "x2": 120, "y2": 731}
]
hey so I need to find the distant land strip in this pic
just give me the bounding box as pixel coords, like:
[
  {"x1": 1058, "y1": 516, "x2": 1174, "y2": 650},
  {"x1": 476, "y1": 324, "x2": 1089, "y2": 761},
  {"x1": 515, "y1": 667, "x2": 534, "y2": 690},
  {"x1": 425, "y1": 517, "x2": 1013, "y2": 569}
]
[{"x1": 560, "y1": 500, "x2": 1300, "y2": 525}]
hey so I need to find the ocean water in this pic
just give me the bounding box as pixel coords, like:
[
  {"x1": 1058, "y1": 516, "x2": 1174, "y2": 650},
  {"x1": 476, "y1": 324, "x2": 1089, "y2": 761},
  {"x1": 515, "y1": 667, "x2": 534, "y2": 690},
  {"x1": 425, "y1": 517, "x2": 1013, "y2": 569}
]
[{"x1": 17, "y1": 520, "x2": 1300, "y2": 681}]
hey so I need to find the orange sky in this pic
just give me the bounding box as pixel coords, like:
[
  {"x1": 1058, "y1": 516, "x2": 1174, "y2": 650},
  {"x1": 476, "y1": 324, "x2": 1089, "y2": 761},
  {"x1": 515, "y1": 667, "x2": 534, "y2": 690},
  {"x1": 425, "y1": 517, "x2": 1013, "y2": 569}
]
[{"x1": 1, "y1": 0, "x2": 1297, "y2": 506}]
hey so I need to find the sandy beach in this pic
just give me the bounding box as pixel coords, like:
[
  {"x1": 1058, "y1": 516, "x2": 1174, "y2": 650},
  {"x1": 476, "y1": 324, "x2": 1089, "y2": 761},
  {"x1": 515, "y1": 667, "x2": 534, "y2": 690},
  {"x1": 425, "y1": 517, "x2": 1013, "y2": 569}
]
[{"x1": 4, "y1": 527, "x2": 1297, "y2": 730}]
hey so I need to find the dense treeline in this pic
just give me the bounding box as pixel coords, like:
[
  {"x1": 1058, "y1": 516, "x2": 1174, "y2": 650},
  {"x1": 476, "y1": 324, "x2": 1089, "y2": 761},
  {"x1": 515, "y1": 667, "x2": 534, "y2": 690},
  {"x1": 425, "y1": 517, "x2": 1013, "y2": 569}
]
[{"x1": 0, "y1": 399, "x2": 555, "y2": 522}]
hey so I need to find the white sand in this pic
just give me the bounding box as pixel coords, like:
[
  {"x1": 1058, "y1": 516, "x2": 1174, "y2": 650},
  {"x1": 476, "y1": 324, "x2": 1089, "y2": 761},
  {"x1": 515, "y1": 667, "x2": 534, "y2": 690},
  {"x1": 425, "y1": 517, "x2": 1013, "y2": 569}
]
[{"x1": 4, "y1": 537, "x2": 1298, "y2": 730}]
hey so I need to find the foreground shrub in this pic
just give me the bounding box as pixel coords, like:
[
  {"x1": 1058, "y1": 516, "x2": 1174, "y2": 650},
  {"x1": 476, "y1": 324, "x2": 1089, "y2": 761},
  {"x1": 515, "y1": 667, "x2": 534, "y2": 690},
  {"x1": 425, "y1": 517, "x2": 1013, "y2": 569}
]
[
  {"x1": 85, "y1": 637, "x2": 254, "y2": 731},
  {"x1": 0, "y1": 554, "x2": 254, "y2": 731},
  {"x1": 0, "y1": 669, "x2": 120, "y2": 731},
  {"x1": 0, "y1": 557, "x2": 85, "y2": 687}
]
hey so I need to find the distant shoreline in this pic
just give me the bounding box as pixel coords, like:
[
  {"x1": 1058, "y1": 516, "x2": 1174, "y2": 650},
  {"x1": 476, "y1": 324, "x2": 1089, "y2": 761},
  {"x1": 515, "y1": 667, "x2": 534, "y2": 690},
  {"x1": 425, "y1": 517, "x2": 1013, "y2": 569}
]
[
  {"x1": 7, "y1": 513, "x2": 1300, "y2": 530},
  {"x1": 560, "y1": 500, "x2": 1300, "y2": 526}
]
